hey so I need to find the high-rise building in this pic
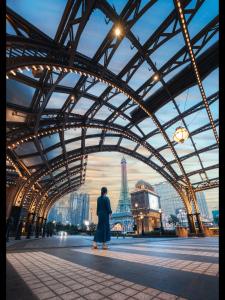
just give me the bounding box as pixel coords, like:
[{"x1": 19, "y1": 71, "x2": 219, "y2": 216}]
[
  {"x1": 69, "y1": 193, "x2": 90, "y2": 226},
  {"x1": 153, "y1": 181, "x2": 209, "y2": 219},
  {"x1": 195, "y1": 191, "x2": 209, "y2": 219},
  {"x1": 153, "y1": 182, "x2": 183, "y2": 216},
  {"x1": 48, "y1": 193, "x2": 90, "y2": 226}
]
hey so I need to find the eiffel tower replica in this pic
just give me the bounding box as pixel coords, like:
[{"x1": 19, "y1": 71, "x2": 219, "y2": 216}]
[
  {"x1": 111, "y1": 157, "x2": 133, "y2": 232},
  {"x1": 116, "y1": 157, "x2": 131, "y2": 212}
]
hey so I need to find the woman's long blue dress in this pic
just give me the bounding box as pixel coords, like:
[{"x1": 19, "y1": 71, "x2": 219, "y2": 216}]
[{"x1": 94, "y1": 195, "x2": 112, "y2": 243}]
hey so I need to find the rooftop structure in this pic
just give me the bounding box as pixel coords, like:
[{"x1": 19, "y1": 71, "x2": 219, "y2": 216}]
[{"x1": 6, "y1": 0, "x2": 218, "y2": 237}]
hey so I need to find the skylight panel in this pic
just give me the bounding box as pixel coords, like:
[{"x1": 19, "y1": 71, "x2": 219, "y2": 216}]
[
  {"x1": 206, "y1": 168, "x2": 218, "y2": 180},
  {"x1": 195, "y1": 33, "x2": 218, "y2": 57},
  {"x1": 108, "y1": 38, "x2": 138, "y2": 75},
  {"x1": 6, "y1": 109, "x2": 27, "y2": 123},
  {"x1": 87, "y1": 82, "x2": 108, "y2": 97},
  {"x1": 120, "y1": 138, "x2": 137, "y2": 151},
  {"x1": 86, "y1": 128, "x2": 101, "y2": 136},
  {"x1": 202, "y1": 69, "x2": 218, "y2": 97},
  {"x1": 7, "y1": 0, "x2": 67, "y2": 39},
  {"x1": 104, "y1": 136, "x2": 120, "y2": 145},
  {"x1": 147, "y1": 133, "x2": 166, "y2": 148},
  {"x1": 130, "y1": 0, "x2": 174, "y2": 45},
  {"x1": 107, "y1": 0, "x2": 127, "y2": 15},
  {"x1": 107, "y1": 93, "x2": 127, "y2": 107},
  {"x1": 184, "y1": 108, "x2": 209, "y2": 132},
  {"x1": 46, "y1": 147, "x2": 62, "y2": 160},
  {"x1": 130, "y1": 126, "x2": 143, "y2": 137},
  {"x1": 113, "y1": 117, "x2": 130, "y2": 127},
  {"x1": 192, "y1": 130, "x2": 217, "y2": 150},
  {"x1": 41, "y1": 133, "x2": 60, "y2": 149},
  {"x1": 65, "y1": 140, "x2": 81, "y2": 152},
  {"x1": 77, "y1": 9, "x2": 111, "y2": 58},
  {"x1": 174, "y1": 85, "x2": 202, "y2": 113},
  {"x1": 22, "y1": 155, "x2": 43, "y2": 167},
  {"x1": 136, "y1": 145, "x2": 151, "y2": 157},
  {"x1": 94, "y1": 105, "x2": 112, "y2": 120},
  {"x1": 7, "y1": 80, "x2": 35, "y2": 108},
  {"x1": 58, "y1": 73, "x2": 81, "y2": 88},
  {"x1": 6, "y1": 20, "x2": 17, "y2": 35},
  {"x1": 169, "y1": 162, "x2": 183, "y2": 176},
  {"x1": 15, "y1": 142, "x2": 37, "y2": 156},
  {"x1": 150, "y1": 32, "x2": 184, "y2": 69},
  {"x1": 142, "y1": 81, "x2": 163, "y2": 101},
  {"x1": 85, "y1": 137, "x2": 101, "y2": 147},
  {"x1": 72, "y1": 97, "x2": 94, "y2": 115},
  {"x1": 45, "y1": 92, "x2": 68, "y2": 109},
  {"x1": 187, "y1": 0, "x2": 218, "y2": 39},
  {"x1": 155, "y1": 101, "x2": 178, "y2": 124},
  {"x1": 128, "y1": 61, "x2": 154, "y2": 91},
  {"x1": 173, "y1": 139, "x2": 195, "y2": 161},
  {"x1": 159, "y1": 148, "x2": 176, "y2": 162},
  {"x1": 182, "y1": 156, "x2": 202, "y2": 173},
  {"x1": 138, "y1": 118, "x2": 158, "y2": 135},
  {"x1": 64, "y1": 128, "x2": 82, "y2": 141},
  {"x1": 189, "y1": 174, "x2": 203, "y2": 184}
]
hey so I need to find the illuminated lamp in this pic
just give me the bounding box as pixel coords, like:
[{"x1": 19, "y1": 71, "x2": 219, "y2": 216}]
[
  {"x1": 173, "y1": 126, "x2": 189, "y2": 143},
  {"x1": 32, "y1": 66, "x2": 44, "y2": 78}
]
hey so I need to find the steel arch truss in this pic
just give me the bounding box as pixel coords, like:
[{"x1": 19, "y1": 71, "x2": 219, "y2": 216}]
[{"x1": 6, "y1": 0, "x2": 219, "y2": 219}]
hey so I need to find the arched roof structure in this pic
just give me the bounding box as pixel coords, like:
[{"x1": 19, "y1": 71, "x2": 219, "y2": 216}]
[{"x1": 6, "y1": 0, "x2": 218, "y2": 219}]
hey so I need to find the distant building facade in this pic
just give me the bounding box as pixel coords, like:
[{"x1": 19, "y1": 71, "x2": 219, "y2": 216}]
[
  {"x1": 130, "y1": 180, "x2": 161, "y2": 233},
  {"x1": 153, "y1": 181, "x2": 210, "y2": 223},
  {"x1": 48, "y1": 193, "x2": 89, "y2": 226}
]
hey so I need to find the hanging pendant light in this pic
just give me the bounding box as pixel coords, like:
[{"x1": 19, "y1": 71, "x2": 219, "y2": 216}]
[{"x1": 173, "y1": 126, "x2": 189, "y2": 143}]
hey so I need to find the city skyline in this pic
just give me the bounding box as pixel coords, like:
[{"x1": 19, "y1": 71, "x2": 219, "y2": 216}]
[{"x1": 55, "y1": 152, "x2": 218, "y2": 224}]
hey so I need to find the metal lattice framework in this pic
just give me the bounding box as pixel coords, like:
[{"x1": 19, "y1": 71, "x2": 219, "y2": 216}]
[{"x1": 6, "y1": 0, "x2": 218, "y2": 220}]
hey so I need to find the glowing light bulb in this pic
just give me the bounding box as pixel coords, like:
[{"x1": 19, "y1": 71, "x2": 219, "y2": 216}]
[
  {"x1": 115, "y1": 27, "x2": 121, "y2": 37},
  {"x1": 153, "y1": 74, "x2": 159, "y2": 81}
]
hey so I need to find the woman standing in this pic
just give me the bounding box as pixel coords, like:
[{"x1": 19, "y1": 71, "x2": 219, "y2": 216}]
[{"x1": 93, "y1": 187, "x2": 112, "y2": 249}]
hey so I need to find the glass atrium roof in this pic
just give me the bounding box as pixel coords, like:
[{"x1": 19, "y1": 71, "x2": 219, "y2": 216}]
[{"x1": 6, "y1": 0, "x2": 218, "y2": 213}]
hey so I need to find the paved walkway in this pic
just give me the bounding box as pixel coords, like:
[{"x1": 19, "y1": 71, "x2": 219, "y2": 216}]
[{"x1": 6, "y1": 237, "x2": 218, "y2": 300}]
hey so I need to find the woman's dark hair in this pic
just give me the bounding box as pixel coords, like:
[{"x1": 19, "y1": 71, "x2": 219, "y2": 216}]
[{"x1": 101, "y1": 187, "x2": 107, "y2": 195}]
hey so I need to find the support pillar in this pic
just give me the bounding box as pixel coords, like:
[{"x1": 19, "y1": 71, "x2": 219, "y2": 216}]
[
  {"x1": 26, "y1": 213, "x2": 35, "y2": 239},
  {"x1": 35, "y1": 217, "x2": 43, "y2": 238},
  {"x1": 15, "y1": 220, "x2": 23, "y2": 240},
  {"x1": 195, "y1": 212, "x2": 204, "y2": 235},
  {"x1": 42, "y1": 218, "x2": 47, "y2": 238},
  {"x1": 192, "y1": 191, "x2": 205, "y2": 235},
  {"x1": 187, "y1": 213, "x2": 196, "y2": 235}
]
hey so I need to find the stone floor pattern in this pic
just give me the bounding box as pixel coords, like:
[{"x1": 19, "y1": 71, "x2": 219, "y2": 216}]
[
  {"x1": 7, "y1": 237, "x2": 218, "y2": 300},
  {"x1": 7, "y1": 251, "x2": 185, "y2": 300}
]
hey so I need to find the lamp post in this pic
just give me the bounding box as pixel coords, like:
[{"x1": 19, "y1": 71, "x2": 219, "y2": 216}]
[
  {"x1": 133, "y1": 203, "x2": 138, "y2": 234},
  {"x1": 159, "y1": 209, "x2": 164, "y2": 235},
  {"x1": 84, "y1": 220, "x2": 89, "y2": 231},
  {"x1": 140, "y1": 215, "x2": 144, "y2": 235}
]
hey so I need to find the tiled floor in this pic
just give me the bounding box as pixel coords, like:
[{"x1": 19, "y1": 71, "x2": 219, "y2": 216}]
[{"x1": 6, "y1": 237, "x2": 218, "y2": 300}]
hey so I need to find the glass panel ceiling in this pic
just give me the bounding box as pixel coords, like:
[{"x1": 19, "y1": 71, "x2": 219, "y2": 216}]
[
  {"x1": 41, "y1": 133, "x2": 60, "y2": 149},
  {"x1": 7, "y1": 80, "x2": 35, "y2": 108},
  {"x1": 72, "y1": 98, "x2": 94, "y2": 115},
  {"x1": 7, "y1": 0, "x2": 67, "y2": 39},
  {"x1": 46, "y1": 92, "x2": 68, "y2": 109},
  {"x1": 6, "y1": 0, "x2": 218, "y2": 195},
  {"x1": 130, "y1": 0, "x2": 174, "y2": 46},
  {"x1": 77, "y1": 9, "x2": 111, "y2": 58}
]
